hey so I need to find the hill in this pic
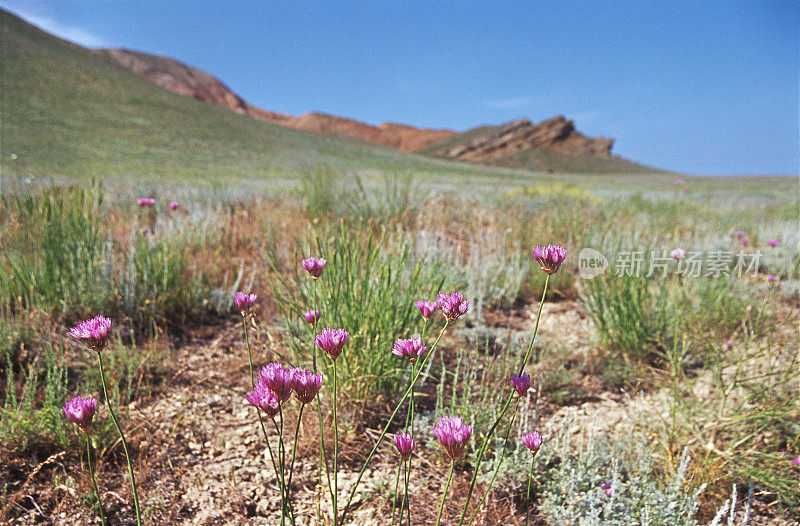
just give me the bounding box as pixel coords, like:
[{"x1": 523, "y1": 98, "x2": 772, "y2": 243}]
[
  {"x1": 422, "y1": 116, "x2": 663, "y2": 173},
  {"x1": 95, "y1": 48, "x2": 455, "y2": 152},
  {"x1": 0, "y1": 9, "x2": 490, "y2": 186}
]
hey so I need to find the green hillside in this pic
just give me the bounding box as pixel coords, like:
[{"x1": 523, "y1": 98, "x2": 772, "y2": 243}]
[
  {"x1": 0, "y1": 9, "x2": 528, "y2": 186},
  {"x1": 421, "y1": 123, "x2": 666, "y2": 174}
]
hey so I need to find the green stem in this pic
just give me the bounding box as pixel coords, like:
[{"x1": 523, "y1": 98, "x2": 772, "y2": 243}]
[
  {"x1": 86, "y1": 435, "x2": 107, "y2": 526},
  {"x1": 524, "y1": 453, "x2": 536, "y2": 526},
  {"x1": 458, "y1": 276, "x2": 549, "y2": 526},
  {"x1": 242, "y1": 314, "x2": 256, "y2": 387},
  {"x1": 404, "y1": 459, "x2": 411, "y2": 526},
  {"x1": 466, "y1": 406, "x2": 519, "y2": 526},
  {"x1": 286, "y1": 404, "x2": 305, "y2": 498},
  {"x1": 390, "y1": 457, "x2": 402, "y2": 526},
  {"x1": 341, "y1": 322, "x2": 449, "y2": 522},
  {"x1": 97, "y1": 352, "x2": 141, "y2": 526},
  {"x1": 435, "y1": 461, "x2": 455, "y2": 526},
  {"x1": 332, "y1": 360, "x2": 339, "y2": 526},
  {"x1": 277, "y1": 409, "x2": 287, "y2": 525}
]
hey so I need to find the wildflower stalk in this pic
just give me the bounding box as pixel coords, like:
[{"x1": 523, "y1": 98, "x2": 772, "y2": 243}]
[
  {"x1": 86, "y1": 435, "x2": 107, "y2": 526},
  {"x1": 390, "y1": 459, "x2": 402, "y2": 526},
  {"x1": 97, "y1": 352, "x2": 142, "y2": 526},
  {"x1": 466, "y1": 406, "x2": 519, "y2": 526},
  {"x1": 524, "y1": 453, "x2": 536, "y2": 526},
  {"x1": 331, "y1": 360, "x2": 340, "y2": 526},
  {"x1": 243, "y1": 317, "x2": 284, "y2": 521},
  {"x1": 404, "y1": 459, "x2": 411, "y2": 526},
  {"x1": 393, "y1": 363, "x2": 417, "y2": 525},
  {"x1": 435, "y1": 460, "x2": 455, "y2": 526},
  {"x1": 341, "y1": 321, "x2": 450, "y2": 522},
  {"x1": 278, "y1": 408, "x2": 288, "y2": 525},
  {"x1": 457, "y1": 275, "x2": 549, "y2": 526},
  {"x1": 286, "y1": 404, "x2": 305, "y2": 498}
]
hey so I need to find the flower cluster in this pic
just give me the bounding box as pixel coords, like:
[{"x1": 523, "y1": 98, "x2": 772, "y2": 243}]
[
  {"x1": 301, "y1": 257, "x2": 326, "y2": 279},
  {"x1": 532, "y1": 244, "x2": 567, "y2": 274},
  {"x1": 303, "y1": 309, "x2": 320, "y2": 328},
  {"x1": 168, "y1": 201, "x2": 179, "y2": 210},
  {"x1": 137, "y1": 197, "x2": 156, "y2": 207},
  {"x1": 522, "y1": 430, "x2": 542, "y2": 455},
  {"x1": 394, "y1": 432, "x2": 415, "y2": 461},
  {"x1": 433, "y1": 415, "x2": 473, "y2": 460},
  {"x1": 70, "y1": 315, "x2": 112, "y2": 351},
  {"x1": 234, "y1": 292, "x2": 257, "y2": 314},
  {"x1": 600, "y1": 482, "x2": 613, "y2": 496},
  {"x1": 511, "y1": 372, "x2": 531, "y2": 397},
  {"x1": 314, "y1": 327, "x2": 349, "y2": 361},
  {"x1": 436, "y1": 292, "x2": 469, "y2": 321},
  {"x1": 414, "y1": 300, "x2": 439, "y2": 322},
  {"x1": 670, "y1": 248, "x2": 686, "y2": 261},
  {"x1": 246, "y1": 363, "x2": 323, "y2": 415},
  {"x1": 768, "y1": 239, "x2": 779, "y2": 248},
  {"x1": 63, "y1": 396, "x2": 97, "y2": 433},
  {"x1": 392, "y1": 336, "x2": 427, "y2": 362}
]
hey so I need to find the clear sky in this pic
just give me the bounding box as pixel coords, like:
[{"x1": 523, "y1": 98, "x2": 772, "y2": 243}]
[{"x1": 3, "y1": 0, "x2": 799, "y2": 175}]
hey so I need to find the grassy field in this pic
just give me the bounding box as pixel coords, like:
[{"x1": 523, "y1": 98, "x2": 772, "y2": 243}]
[{"x1": 1, "y1": 7, "x2": 800, "y2": 526}]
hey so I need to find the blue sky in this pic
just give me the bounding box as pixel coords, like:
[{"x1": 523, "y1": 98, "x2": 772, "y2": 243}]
[{"x1": 4, "y1": 1, "x2": 799, "y2": 175}]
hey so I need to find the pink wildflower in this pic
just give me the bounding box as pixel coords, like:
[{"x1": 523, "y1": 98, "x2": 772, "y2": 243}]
[
  {"x1": 137, "y1": 197, "x2": 155, "y2": 207},
  {"x1": 511, "y1": 372, "x2": 531, "y2": 397},
  {"x1": 314, "y1": 327, "x2": 349, "y2": 361},
  {"x1": 433, "y1": 415, "x2": 472, "y2": 460},
  {"x1": 234, "y1": 292, "x2": 257, "y2": 314},
  {"x1": 394, "y1": 432, "x2": 415, "y2": 461},
  {"x1": 522, "y1": 430, "x2": 543, "y2": 455},
  {"x1": 767, "y1": 239, "x2": 779, "y2": 248},
  {"x1": 290, "y1": 368, "x2": 323, "y2": 404},
  {"x1": 670, "y1": 248, "x2": 686, "y2": 261},
  {"x1": 392, "y1": 337, "x2": 427, "y2": 363},
  {"x1": 69, "y1": 316, "x2": 112, "y2": 351},
  {"x1": 301, "y1": 257, "x2": 326, "y2": 279},
  {"x1": 600, "y1": 482, "x2": 613, "y2": 496},
  {"x1": 258, "y1": 363, "x2": 293, "y2": 402},
  {"x1": 245, "y1": 384, "x2": 280, "y2": 417},
  {"x1": 436, "y1": 292, "x2": 469, "y2": 321},
  {"x1": 303, "y1": 309, "x2": 320, "y2": 328},
  {"x1": 532, "y1": 244, "x2": 567, "y2": 274},
  {"x1": 414, "y1": 300, "x2": 439, "y2": 323},
  {"x1": 63, "y1": 396, "x2": 97, "y2": 433},
  {"x1": 168, "y1": 201, "x2": 179, "y2": 210}
]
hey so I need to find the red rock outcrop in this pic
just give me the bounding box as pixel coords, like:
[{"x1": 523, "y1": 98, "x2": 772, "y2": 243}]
[{"x1": 96, "y1": 48, "x2": 454, "y2": 152}]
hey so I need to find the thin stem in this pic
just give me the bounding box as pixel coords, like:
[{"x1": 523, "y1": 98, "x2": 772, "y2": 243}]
[
  {"x1": 435, "y1": 461, "x2": 455, "y2": 526},
  {"x1": 332, "y1": 360, "x2": 339, "y2": 526},
  {"x1": 278, "y1": 408, "x2": 287, "y2": 525},
  {"x1": 525, "y1": 454, "x2": 536, "y2": 526},
  {"x1": 243, "y1": 314, "x2": 256, "y2": 387},
  {"x1": 458, "y1": 275, "x2": 550, "y2": 526},
  {"x1": 86, "y1": 435, "x2": 107, "y2": 526},
  {"x1": 390, "y1": 458, "x2": 402, "y2": 526},
  {"x1": 97, "y1": 352, "x2": 142, "y2": 526},
  {"x1": 286, "y1": 404, "x2": 305, "y2": 496},
  {"x1": 466, "y1": 405, "x2": 519, "y2": 526},
  {"x1": 404, "y1": 459, "x2": 411, "y2": 526},
  {"x1": 341, "y1": 321, "x2": 449, "y2": 522}
]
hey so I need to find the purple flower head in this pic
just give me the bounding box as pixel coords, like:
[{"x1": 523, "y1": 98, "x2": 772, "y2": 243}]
[
  {"x1": 258, "y1": 363, "x2": 293, "y2": 402},
  {"x1": 245, "y1": 384, "x2": 280, "y2": 417},
  {"x1": 141, "y1": 227, "x2": 149, "y2": 235},
  {"x1": 168, "y1": 201, "x2": 179, "y2": 210},
  {"x1": 301, "y1": 257, "x2": 326, "y2": 279},
  {"x1": 735, "y1": 230, "x2": 746, "y2": 239},
  {"x1": 303, "y1": 309, "x2": 320, "y2": 328},
  {"x1": 532, "y1": 244, "x2": 568, "y2": 275},
  {"x1": 791, "y1": 455, "x2": 800, "y2": 467},
  {"x1": 394, "y1": 432, "x2": 415, "y2": 462},
  {"x1": 740, "y1": 237, "x2": 749, "y2": 246},
  {"x1": 436, "y1": 292, "x2": 469, "y2": 321},
  {"x1": 291, "y1": 367, "x2": 323, "y2": 404},
  {"x1": 392, "y1": 337, "x2": 427, "y2": 363},
  {"x1": 723, "y1": 340, "x2": 734, "y2": 351},
  {"x1": 600, "y1": 482, "x2": 613, "y2": 496},
  {"x1": 314, "y1": 327, "x2": 349, "y2": 361},
  {"x1": 69, "y1": 315, "x2": 112, "y2": 351},
  {"x1": 511, "y1": 372, "x2": 531, "y2": 397},
  {"x1": 522, "y1": 430, "x2": 543, "y2": 454},
  {"x1": 414, "y1": 300, "x2": 439, "y2": 323},
  {"x1": 234, "y1": 292, "x2": 257, "y2": 314},
  {"x1": 670, "y1": 248, "x2": 686, "y2": 261},
  {"x1": 767, "y1": 239, "x2": 779, "y2": 248},
  {"x1": 433, "y1": 415, "x2": 472, "y2": 460},
  {"x1": 63, "y1": 396, "x2": 97, "y2": 433},
  {"x1": 766, "y1": 274, "x2": 776, "y2": 283},
  {"x1": 137, "y1": 197, "x2": 155, "y2": 207},
  {"x1": 675, "y1": 178, "x2": 684, "y2": 186}
]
